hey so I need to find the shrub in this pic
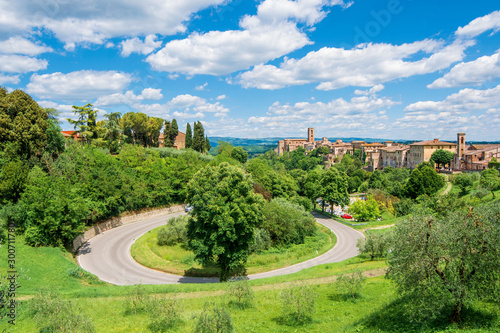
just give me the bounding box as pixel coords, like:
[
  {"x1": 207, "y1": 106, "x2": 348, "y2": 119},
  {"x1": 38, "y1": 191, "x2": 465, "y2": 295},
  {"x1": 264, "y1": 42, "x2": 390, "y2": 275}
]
[
  {"x1": 225, "y1": 277, "x2": 254, "y2": 309},
  {"x1": 393, "y1": 198, "x2": 415, "y2": 217},
  {"x1": 148, "y1": 296, "x2": 181, "y2": 332},
  {"x1": 336, "y1": 270, "x2": 366, "y2": 299},
  {"x1": 29, "y1": 291, "x2": 95, "y2": 332},
  {"x1": 357, "y1": 231, "x2": 391, "y2": 261},
  {"x1": 194, "y1": 302, "x2": 234, "y2": 333},
  {"x1": 279, "y1": 282, "x2": 316, "y2": 325},
  {"x1": 124, "y1": 284, "x2": 150, "y2": 315},
  {"x1": 157, "y1": 215, "x2": 188, "y2": 246},
  {"x1": 471, "y1": 187, "x2": 489, "y2": 199},
  {"x1": 262, "y1": 198, "x2": 316, "y2": 247},
  {"x1": 249, "y1": 228, "x2": 271, "y2": 254}
]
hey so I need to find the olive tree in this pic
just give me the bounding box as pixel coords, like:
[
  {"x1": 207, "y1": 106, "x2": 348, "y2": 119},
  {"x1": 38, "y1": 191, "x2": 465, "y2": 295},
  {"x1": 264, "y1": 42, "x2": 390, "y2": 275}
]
[
  {"x1": 387, "y1": 203, "x2": 500, "y2": 323},
  {"x1": 186, "y1": 162, "x2": 265, "y2": 282}
]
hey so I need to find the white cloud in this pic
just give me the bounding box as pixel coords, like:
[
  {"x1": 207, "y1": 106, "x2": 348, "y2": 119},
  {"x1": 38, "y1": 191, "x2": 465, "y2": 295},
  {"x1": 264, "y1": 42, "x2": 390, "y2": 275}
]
[
  {"x1": 0, "y1": 74, "x2": 20, "y2": 84},
  {"x1": 0, "y1": 0, "x2": 227, "y2": 48},
  {"x1": 455, "y1": 10, "x2": 500, "y2": 38},
  {"x1": 428, "y1": 52, "x2": 500, "y2": 88},
  {"x1": 216, "y1": 94, "x2": 226, "y2": 100},
  {"x1": 146, "y1": 21, "x2": 311, "y2": 75},
  {"x1": 195, "y1": 82, "x2": 208, "y2": 91},
  {"x1": 145, "y1": 0, "x2": 352, "y2": 76},
  {"x1": 0, "y1": 37, "x2": 53, "y2": 55},
  {"x1": 238, "y1": 39, "x2": 471, "y2": 90},
  {"x1": 0, "y1": 54, "x2": 48, "y2": 73},
  {"x1": 120, "y1": 35, "x2": 162, "y2": 57},
  {"x1": 95, "y1": 88, "x2": 163, "y2": 106},
  {"x1": 26, "y1": 70, "x2": 133, "y2": 100},
  {"x1": 354, "y1": 84, "x2": 385, "y2": 95}
]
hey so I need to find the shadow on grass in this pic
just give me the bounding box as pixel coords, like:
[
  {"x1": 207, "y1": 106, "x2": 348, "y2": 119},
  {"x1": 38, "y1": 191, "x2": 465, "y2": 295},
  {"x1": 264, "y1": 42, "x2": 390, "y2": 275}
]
[
  {"x1": 271, "y1": 314, "x2": 315, "y2": 327},
  {"x1": 328, "y1": 292, "x2": 363, "y2": 303},
  {"x1": 352, "y1": 296, "x2": 498, "y2": 332}
]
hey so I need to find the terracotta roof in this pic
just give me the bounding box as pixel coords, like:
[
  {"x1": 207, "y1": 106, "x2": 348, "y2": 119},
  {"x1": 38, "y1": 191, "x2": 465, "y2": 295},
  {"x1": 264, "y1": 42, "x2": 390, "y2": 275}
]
[
  {"x1": 361, "y1": 143, "x2": 385, "y2": 147},
  {"x1": 410, "y1": 139, "x2": 456, "y2": 146}
]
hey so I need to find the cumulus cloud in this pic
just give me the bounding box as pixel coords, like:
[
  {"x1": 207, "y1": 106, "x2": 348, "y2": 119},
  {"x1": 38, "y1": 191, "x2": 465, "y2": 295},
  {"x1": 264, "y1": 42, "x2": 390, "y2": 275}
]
[
  {"x1": 95, "y1": 88, "x2": 163, "y2": 106},
  {"x1": 145, "y1": 0, "x2": 351, "y2": 75},
  {"x1": 0, "y1": 74, "x2": 20, "y2": 84},
  {"x1": 0, "y1": 37, "x2": 53, "y2": 55},
  {"x1": 428, "y1": 52, "x2": 500, "y2": 88},
  {"x1": 195, "y1": 82, "x2": 208, "y2": 91},
  {"x1": 354, "y1": 84, "x2": 385, "y2": 95},
  {"x1": 0, "y1": 54, "x2": 48, "y2": 73},
  {"x1": 26, "y1": 70, "x2": 133, "y2": 100},
  {"x1": 455, "y1": 10, "x2": 500, "y2": 38},
  {"x1": 120, "y1": 35, "x2": 162, "y2": 57},
  {"x1": 238, "y1": 40, "x2": 471, "y2": 90},
  {"x1": 0, "y1": 0, "x2": 227, "y2": 48},
  {"x1": 216, "y1": 94, "x2": 226, "y2": 100}
]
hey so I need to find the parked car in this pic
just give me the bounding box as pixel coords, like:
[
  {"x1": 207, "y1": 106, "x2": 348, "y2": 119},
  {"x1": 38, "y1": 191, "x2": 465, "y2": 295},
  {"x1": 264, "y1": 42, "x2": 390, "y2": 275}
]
[
  {"x1": 341, "y1": 213, "x2": 352, "y2": 219},
  {"x1": 185, "y1": 205, "x2": 193, "y2": 212}
]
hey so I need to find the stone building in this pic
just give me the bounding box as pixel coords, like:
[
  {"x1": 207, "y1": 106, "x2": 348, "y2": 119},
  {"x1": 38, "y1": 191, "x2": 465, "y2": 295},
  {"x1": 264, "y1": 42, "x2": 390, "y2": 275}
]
[
  {"x1": 453, "y1": 133, "x2": 500, "y2": 171},
  {"x1": 159, "y1": 130, "x2": 186, "y2": 149},
  {"x1": 407, "y1": 138, "x2": 456, "y2": 169}
]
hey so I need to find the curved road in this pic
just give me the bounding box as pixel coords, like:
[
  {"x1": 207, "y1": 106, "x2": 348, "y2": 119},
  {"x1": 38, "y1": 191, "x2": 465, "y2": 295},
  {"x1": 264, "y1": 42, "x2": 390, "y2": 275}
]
[{"x1": 77, "y1": 211, "x2": 364, "y2": 285}]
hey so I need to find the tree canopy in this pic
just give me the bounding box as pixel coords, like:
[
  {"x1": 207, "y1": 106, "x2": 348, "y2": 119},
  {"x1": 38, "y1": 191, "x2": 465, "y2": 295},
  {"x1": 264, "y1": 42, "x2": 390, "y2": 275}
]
[
  {"x1": 321, "y1": 167, "x2": 349, "y2": 216},
  {"x1": 186, "y1": 162, "x2": 265, "y2": 281},
  {"x1": 430, "y1": 149, "x2": 454, "y2": 168}
]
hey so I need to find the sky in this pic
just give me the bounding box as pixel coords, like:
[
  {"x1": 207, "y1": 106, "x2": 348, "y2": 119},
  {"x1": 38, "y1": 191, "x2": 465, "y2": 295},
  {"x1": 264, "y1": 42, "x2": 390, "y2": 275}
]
[{"x1": 0, "y1": 0, "x2": 499, "y2": 141}]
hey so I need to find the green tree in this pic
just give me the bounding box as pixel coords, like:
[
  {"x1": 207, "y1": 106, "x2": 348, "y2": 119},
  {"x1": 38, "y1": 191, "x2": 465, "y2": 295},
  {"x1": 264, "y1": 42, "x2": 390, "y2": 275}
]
[
  {"x1": 357, "y1": 231, "x2": 390, "y2": 260},
  {"x1": 336, "y1": 270, "x2": 366, "y2": 299},
  {"x1": 367, "y1": 170, "x2": 386, "y2": 189},
  {"x1": 102, "y1": 112, "x2": 122, "y2": 153},
  {"x1": 168, "y1": 118, "x2": 178, "y2": 147},
  {"x1": 348, "y1": 176, "x2": 362, "y2": 193},
  {"x1": 430, "y1": 149, "x2": 454, "y2": 168},
  {"x1": 404, "y1": 165, "x2": 444, "y2": 199},
  {"x1": 279, "y1": 282, "x2": 316, "y2": 325},
  {"x1": 0, "y1": 160, "x2": 29, "y2": 204},
  {"x1": 205, "y1": 135, "x2": 211, "y2": 153},
  {"x1": 452, "y1": 173, "x2": 474, "y2": 196},
  {"x1": 479, "y1": 168, "x2": 499, "y2": 198},
  {"x1": 186, "y1": 162, "x2": 264, "y2": 281},
  {"x1": 230, "y1": 146, "x2": 248, "y2": 164},
  {"x1": 348, "y1": 195, "x2": 380, "y2": 222},
  {"x1": 488, "y1": 157, "x2": 500, "y2": 170},
  {"x1": 185, "y1": 123, "x2": 192, "y2": 149},
  {"x1": 194, "y1": 302, "x2": 234, "y2": 333},
  {"x1": 192, "y1": 121, "x2": 205, "y2": 153},
  {"x1": 321, "y1": 168, "x2": 349, "y2": 217},
  {"x1": 387, "y1": 203, "x2": 500, "y2": 323},
  {"x1": 0, "y1": 89, "x2": 48, "y2": 160},
  {"x1": 67, "y1": 103, "x2": 98, "y2": 143}
]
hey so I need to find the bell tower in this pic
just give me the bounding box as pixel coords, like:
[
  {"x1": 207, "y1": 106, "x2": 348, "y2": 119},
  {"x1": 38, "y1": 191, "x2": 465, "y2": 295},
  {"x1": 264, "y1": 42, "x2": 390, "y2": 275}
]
[
  {"x1": 307, "y1": 127, "x2": 314, "y2": 143},
  {"x1": 457, "y1": 132, "x2": 465, "y2": 158}
]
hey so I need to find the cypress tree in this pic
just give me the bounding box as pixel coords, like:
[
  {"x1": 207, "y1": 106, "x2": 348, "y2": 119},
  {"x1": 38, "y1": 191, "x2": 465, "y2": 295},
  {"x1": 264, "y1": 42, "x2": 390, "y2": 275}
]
[
  {"x1": 168, "y1": 119, "x2": 178, "y2": 147},
  {"x1": 185, "y1": 123, "x2": 192, "y2": 149},
  {"x1": 205, "y1": 135, "x2": 211, "y2": 153},
  {"x1": 192, "y1": 121, "x2": 205, "y2": 152}
]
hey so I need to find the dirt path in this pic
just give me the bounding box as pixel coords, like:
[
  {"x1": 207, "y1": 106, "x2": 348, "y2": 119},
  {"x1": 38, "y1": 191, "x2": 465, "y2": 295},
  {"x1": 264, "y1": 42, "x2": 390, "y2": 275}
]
[{"x1": 441, "y1": 181, "x2": 452, "y2": 195}]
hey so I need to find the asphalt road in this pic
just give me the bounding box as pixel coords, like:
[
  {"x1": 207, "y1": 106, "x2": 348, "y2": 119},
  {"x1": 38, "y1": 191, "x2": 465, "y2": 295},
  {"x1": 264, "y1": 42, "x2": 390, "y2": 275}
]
[{"x1": 77, "y1": 211, "x2": 364, "y2": 285}]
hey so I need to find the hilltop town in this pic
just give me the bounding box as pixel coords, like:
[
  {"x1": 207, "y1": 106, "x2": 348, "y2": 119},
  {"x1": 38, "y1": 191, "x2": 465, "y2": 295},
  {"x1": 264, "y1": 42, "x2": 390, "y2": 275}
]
[{"x1": 278, "y1": 128, "x2": 500, "y2": 172}]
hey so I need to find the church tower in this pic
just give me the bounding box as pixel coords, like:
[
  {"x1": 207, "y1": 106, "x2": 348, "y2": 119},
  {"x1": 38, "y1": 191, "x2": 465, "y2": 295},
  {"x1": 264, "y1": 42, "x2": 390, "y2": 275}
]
[
  {"x1": 307, "y1": 127, "x2": 314, "y2": 143},
  {"x1": 457, "y1": 132, "x2": 465, "y2": 158}
]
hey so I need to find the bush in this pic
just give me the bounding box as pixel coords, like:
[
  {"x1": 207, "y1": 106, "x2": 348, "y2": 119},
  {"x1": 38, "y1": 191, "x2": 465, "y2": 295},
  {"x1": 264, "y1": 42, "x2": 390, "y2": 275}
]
[
  {"x1": 194, "y1": 302, "x2": 234, "y2": 333},
  {"x1": 262, "y1": 198, "x2": 317, "y2": 247},
  {"x1": 225, "y1": 277, "x2": 254, "y2": 309},
  {"x1": 157, "y1": 215, "x2": 188, "y2": 246},
  {"x1": 348, "y1": 195, "x2": 380, "y2": 222},
  {"x1": 124, "y1": 284, "x2": 150, "y2": 315},
  {"x1": 249, "y1": 228, "x2": 271, "y2": 254},
  {"x1": 393, "y1": 198, "x2": 415, "y2": 217},
  {"x1": 357, "y1": 231, "x2": 391, "y2": 261},
  {"x1": 148, "y1": 296, "x2": 181, "y2": 332},
  {"x1": 29, "y1": 291, "x2": 95, "y2": 332},
  {"x1": 290, "y1": 196, "x2": 313, "y2": 211},
  {"x1": 471, "y1": 187, "x2": 489, "y2": 199},
  {"x1": 279, "y1": 282, "x2": 316, "y2": 325},
  {"x1": 336, "y1": 270, "x2": 366, "y2": 299}
]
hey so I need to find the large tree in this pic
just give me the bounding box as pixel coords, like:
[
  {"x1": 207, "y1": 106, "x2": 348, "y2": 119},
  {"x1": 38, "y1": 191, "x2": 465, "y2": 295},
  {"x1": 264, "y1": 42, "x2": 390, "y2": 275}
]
[
  {"x1": 186, "y1": 162, "x2": 264, "y2": 281},
  {"x1": 167, "y1": 118, "x2": 178, "y2": 147},
  {"x1": 230, "y1": 146, "x2": 247, "y2": 164},
  {"x1": 0, "y1": 88, "x2": 48, "y2": 160},
  {"x1": 321, "y1": 167, "x2": 349, "y2": 217},
  {"x1": 387, "y1": 203, "x2": 500, "y2": 323},
  {"x1": 67, "y1": 103, "x2": 97, "y2": 143},
  {"x1": 430, "y1": 149, "x2": 454, "y2": 169}
]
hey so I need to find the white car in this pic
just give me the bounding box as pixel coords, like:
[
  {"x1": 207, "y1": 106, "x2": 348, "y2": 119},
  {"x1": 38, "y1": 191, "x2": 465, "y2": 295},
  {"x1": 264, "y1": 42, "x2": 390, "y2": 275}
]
[{"x1": 185, "y1": 205, "x2": 193, "y2": 212}]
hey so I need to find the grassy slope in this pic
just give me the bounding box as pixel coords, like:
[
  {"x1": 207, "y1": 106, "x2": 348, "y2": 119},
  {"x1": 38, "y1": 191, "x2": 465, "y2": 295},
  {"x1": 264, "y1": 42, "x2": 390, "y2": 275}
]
[{"x1": 131, "y1": 223, "x2": 335, "y2": 277}]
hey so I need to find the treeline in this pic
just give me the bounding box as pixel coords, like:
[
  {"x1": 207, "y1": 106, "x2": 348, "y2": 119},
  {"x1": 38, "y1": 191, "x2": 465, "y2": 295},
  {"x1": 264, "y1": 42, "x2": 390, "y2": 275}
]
[{"x1": 0, "y1": 87, "x2": 213, "y2": 247}]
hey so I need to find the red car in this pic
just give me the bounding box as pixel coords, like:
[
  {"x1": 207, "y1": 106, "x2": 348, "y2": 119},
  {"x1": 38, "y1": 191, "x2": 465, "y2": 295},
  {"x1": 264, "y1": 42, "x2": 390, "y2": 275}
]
[{"x1": 341, "y1": 213, "x2": 352, "y2": 219}]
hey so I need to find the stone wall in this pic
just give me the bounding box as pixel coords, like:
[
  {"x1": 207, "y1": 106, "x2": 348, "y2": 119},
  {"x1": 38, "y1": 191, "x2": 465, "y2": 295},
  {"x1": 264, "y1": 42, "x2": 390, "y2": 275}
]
[{"x1": 72, "y1": 204, "x2": 185, "y2": 252}]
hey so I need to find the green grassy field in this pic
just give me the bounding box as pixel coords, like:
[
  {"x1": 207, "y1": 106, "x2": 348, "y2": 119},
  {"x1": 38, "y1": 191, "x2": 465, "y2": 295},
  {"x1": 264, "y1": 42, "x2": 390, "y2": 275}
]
[
  {"x1": 131, "y1": 224, "x2": 336, "y2": 277},
  {"x1": 1, "y1": 235, "x2": 499, "y2": 332}
]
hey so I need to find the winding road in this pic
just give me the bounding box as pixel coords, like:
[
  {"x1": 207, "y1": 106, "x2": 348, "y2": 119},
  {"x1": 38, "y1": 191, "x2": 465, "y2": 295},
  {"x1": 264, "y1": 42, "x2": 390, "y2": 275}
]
[{"x1": 77, "y1": 211, "x2": 364, "y2": 285}]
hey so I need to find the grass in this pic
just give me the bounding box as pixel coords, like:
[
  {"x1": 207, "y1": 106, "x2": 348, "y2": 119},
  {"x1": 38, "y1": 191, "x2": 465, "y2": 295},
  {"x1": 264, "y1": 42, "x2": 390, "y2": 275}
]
[
  {"x1": 131, "y1": 223, "x2": 336, "y2": 277},
  {"x1": 1, "y1": 236, "x2": 499, "y2": 332}
]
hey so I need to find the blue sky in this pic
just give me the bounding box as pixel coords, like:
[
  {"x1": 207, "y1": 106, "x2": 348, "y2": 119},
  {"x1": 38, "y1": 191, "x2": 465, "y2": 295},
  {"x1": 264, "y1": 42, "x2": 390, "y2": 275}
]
[{"x1": 0, "y1": 0, "x2": 499, "y2": 141}]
